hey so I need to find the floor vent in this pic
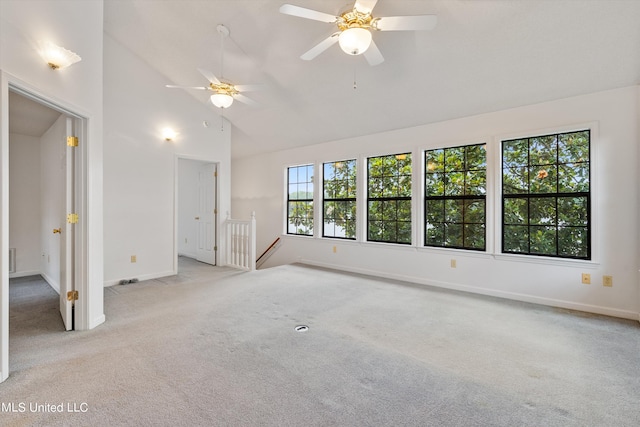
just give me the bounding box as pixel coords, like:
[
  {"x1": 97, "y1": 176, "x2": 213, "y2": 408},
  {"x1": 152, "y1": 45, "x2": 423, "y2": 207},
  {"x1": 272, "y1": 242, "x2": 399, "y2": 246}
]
[{"x1": 9, "y1": 248, "x2": 16, "y2": 273}]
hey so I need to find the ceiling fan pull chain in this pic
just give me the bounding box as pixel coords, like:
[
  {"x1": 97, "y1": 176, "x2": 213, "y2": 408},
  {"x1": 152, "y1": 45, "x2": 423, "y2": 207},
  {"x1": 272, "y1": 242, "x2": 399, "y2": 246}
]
[{"x1": 353, "y1": 64, "x2": 357, "y2": 90}]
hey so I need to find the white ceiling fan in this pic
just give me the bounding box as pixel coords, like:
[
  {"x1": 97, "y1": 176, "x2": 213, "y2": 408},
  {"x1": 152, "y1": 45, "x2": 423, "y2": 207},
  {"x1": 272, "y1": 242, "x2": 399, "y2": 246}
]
[
  {"x1": 166, "y1": 25, "x2": 260, "y2": 109},
  {"x1": 279, "y1": 0, "x2": 437, "y2": 66}
]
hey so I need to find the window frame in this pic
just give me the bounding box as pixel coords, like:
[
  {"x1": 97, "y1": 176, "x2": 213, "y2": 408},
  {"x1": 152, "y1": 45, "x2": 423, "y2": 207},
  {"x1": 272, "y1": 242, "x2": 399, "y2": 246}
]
[
  {"x1": 322, "y1": 159, "x2": 357, "y2": 240},
  {"x1": 286, "y1": 164, "x2": 314, "y2": 236},
  {"x1": 366, "y1": 152, "x2": 413, "y2": 245},
  {"x1": 424, "y1": 143, "x2": 487, "y2": 251},
  {"x1": 501, "y1": 129, "x2": 591, "y2": 260}
]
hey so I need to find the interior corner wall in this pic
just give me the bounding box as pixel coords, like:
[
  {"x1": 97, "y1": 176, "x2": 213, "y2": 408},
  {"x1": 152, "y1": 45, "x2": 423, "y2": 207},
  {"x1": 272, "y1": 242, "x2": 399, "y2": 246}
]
[
  {"x1": 232, "y1": 85, "x2": 640, "y2": 320},
  {"x1": 103, "y1": 35, "x2": 231, "y2": 286},
  {"x1": 8, "y1": 133, "x2": 41, "y2": 277}
]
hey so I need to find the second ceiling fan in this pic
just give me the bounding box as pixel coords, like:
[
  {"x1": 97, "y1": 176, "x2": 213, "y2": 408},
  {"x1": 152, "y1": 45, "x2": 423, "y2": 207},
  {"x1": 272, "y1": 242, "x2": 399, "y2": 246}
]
[
  {"x1": 166, "y1": 25, "x2": 260, "y2": 109},
  {"x1": 280, "y1": 0, "x2": 437, "y2": 66}
]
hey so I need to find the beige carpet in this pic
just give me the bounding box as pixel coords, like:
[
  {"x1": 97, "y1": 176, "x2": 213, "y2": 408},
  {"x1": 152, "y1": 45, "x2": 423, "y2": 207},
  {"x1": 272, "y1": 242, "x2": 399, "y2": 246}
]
[{"x1": 3, "y1": 257, "x2": 639, "y2": 426}]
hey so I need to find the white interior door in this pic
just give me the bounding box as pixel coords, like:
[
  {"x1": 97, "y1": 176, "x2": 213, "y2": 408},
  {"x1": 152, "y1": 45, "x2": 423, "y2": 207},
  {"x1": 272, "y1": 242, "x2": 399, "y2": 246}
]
[
  {"x1": 59, "y1": 117, "x2": 74, "y2": 331},
  {"x1": 196, "y1": 163, "x2": 216, "y2": 265}
]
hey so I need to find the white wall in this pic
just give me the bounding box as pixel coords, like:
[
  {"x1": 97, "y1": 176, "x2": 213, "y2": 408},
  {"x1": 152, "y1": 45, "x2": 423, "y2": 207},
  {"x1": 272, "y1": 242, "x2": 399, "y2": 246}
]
[
  {"x1": 103, "y1": 35, "x2": 231, "y2": 285},
  {"x1": 8, "y1": 133, "x2": 41, "y2": 276},
  {"x1": 232, "y1": 85, "x2": 639, "y2": 320},
  {"x1": 1, "y1": 0, "x2": 105, "y2": 382}
]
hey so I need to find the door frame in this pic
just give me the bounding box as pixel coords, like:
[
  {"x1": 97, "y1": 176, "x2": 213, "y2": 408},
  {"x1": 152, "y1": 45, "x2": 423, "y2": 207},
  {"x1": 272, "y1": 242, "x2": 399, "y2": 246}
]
[
  {"x1": 174, "y1": 155, "x2": 220, "y2": 273},
  {"x1": 1, "y1": 73, "x2": 89, "y2": 382}
]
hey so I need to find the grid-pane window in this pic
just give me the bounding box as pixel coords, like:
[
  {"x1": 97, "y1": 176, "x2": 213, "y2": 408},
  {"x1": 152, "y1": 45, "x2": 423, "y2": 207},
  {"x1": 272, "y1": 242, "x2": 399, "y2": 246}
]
[
  {"x1": 425, "y1": 144, "x2": 486, "y2": 250},
  {"x1": 502, "y1": 130, "x2": 590, "y2": 259},
  {"x1": 367, "y1": 153, "x2": 412, "y2": 244},
  {"x1": 323, "y1": 160, "x2": 356, "y2": 239},
  {"x1": 287, "y1": 164, "x2": 313, "y2": 236}
]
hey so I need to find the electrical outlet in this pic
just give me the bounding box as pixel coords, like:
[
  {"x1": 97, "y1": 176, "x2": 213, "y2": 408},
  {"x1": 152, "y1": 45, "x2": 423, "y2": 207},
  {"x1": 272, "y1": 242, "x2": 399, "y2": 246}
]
[
  {"x1": 451, "y1": 259, "x2": 457, "y2": 268},
  {"x1": 131, "y1": 255, "x2": 137, "y2": 263},
  {"x1": 581, "y1": 273, "x2": 591, "y2": 284},
  {"x1": 332, "y1": 246, "x2": 337, "y2": 253},
  {"x1": 603, "y1": 275, "x2": 613, "y2": 287}
]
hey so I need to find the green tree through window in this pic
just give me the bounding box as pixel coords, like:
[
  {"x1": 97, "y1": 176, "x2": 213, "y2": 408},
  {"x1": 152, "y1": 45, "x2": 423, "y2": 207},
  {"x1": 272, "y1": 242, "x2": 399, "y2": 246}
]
[
  {"x1": 367, "y1": 153, "x2": 412, "y2": 244},
  {"x1": 323, "y1": 160, "x2": 356, "y2": 239},
  {"x1": 425, "y1": 144, "x2": 486, "y2": 250},
  {"x1": 287, "y1": 164, "x2": 313, "y2": 235},
  {"x1": 502, "y1": 130, "x2": 590, "y2": 259}
]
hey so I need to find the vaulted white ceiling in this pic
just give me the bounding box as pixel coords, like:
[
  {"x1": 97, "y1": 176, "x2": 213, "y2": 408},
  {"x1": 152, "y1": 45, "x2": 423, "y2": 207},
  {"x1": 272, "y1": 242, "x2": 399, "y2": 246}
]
[{"x1": 102, "y1": 0, "x2": 638, "y2": 158}]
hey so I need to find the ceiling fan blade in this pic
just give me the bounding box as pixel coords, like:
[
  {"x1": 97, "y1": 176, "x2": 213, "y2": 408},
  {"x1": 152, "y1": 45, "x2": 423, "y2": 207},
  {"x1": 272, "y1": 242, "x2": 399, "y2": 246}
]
[
  {"x1": 363, "y1": 40, "x2": 384, "y2": 66},
  {"x1": 165, "y1": 84, "x2": 208, "y2": 90},
  {"x1": 375, "y1": 15, "x2": 438, "y2": 31},
  {"x1": 234, "y1": 84, "x2": 265, "y2": 92},
  {"x1": 301, "y1": 33, "x2": 340, "y2": 60},
  {"x1": 197, "y1": 68, "x2": 221, "y2": 85},
  {"x1": 279, "y1": 4, "x2": 338, "y2": 23},
  {"x1": 354, "y1": 0, "x2": 378, "y2": 15},
  {"x1": 233, "y1": 93, "x2": 259, "y2": 107}
]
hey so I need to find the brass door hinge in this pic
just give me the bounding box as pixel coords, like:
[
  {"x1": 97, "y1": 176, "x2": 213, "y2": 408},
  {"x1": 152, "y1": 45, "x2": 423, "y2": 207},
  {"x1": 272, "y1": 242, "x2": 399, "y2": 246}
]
[
  {"x1": 67, "y1": 290, "x2": 78, "y2": 301},
  {"x1": 214, "y1": 246, "x2": 218, "y2": 251},
  {"x1": 67, "y1": 136, "x2": 79, "y2": 147},
  {"x1": 214, "y1": 209, "x2": 218, "y2": 214},
  {"x1": 214, "y1": 171, "x2": 218, "y2": 177},
  {"x1": 67, "y1": 213, "x2": 79, "y2": 224}
]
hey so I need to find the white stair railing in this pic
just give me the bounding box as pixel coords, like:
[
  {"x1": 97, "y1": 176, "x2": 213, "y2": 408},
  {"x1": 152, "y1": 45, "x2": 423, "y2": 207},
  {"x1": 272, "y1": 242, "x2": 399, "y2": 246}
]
[{"x1": 225, "y1": 211, "x2": 256, "y2": 271}]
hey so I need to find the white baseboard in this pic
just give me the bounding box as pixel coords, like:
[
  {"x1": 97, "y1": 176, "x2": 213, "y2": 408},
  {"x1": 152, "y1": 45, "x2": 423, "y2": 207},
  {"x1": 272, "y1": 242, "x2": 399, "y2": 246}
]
[
  {"x1": 8, "y1": 270, "x2": 40, "y2": 279},
  {"x1": 40, "y1": 272, "x2": 60, "y2": 295},
  {"x1": 299, "y1": 259, "x2": 639, "y2": 321},
  {"x1": 103, "y1": 270, "x2": 176, "y2": 287}
]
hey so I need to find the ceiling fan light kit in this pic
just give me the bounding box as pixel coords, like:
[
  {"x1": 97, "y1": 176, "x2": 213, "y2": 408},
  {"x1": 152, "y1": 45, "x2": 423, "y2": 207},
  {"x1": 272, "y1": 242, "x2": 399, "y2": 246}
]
[
  {"x1": 336, "y1": 7, "x2": 374, "y2": 55},
  {"x1": 338, "y1": 27, "x2": 372, "y2": 55},
  {"x1": 211, "y1": 93, "x2": 234, "y2": 109}
]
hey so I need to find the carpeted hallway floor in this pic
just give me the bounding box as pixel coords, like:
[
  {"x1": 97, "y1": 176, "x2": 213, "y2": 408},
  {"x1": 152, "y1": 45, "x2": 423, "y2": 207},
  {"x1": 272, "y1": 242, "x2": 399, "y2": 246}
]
[{"x1": 3, "y1": 257, "x2": 639, "y2": 426}]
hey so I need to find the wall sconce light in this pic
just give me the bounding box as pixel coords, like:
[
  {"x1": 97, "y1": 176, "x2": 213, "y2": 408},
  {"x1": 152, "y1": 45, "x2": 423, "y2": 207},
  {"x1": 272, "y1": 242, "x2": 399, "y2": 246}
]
[
  {"x1": 37, "y1": 41, "x2": 82, "y2": 70},
  {"x1": 162, "y1": 128, "x2": 177, "y2": 142}
]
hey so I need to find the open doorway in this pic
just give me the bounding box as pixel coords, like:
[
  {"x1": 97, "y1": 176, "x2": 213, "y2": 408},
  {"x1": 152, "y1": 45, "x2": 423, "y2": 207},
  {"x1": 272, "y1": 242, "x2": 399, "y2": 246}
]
[
  {"x1": 7, "y1": 89, "x2": 78, "y2": 332},
  {"x1": 1, "y1": 76, "x2": 94, "y2": 383},
  {"x1": 176, "y1": 158, "x2": 218, "y2": 271}
]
